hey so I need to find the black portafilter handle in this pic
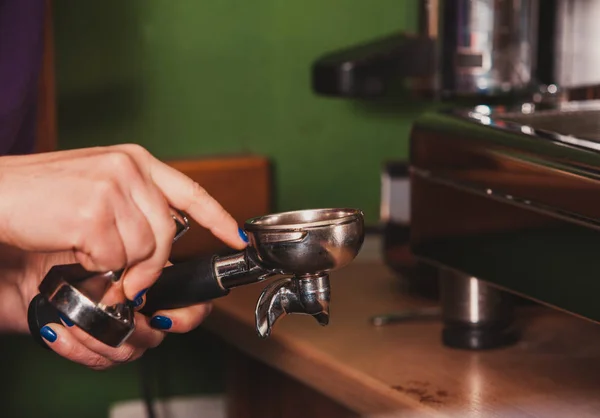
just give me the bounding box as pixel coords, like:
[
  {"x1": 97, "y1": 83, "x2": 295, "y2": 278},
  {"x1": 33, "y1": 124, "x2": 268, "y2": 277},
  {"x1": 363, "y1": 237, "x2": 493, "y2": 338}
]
[
  {"x1": 138, "y1": 255, "x2": 229, "y2": 315},
  {"x1": 28, "y1": 254, "x2": 234, "y2": 350}
]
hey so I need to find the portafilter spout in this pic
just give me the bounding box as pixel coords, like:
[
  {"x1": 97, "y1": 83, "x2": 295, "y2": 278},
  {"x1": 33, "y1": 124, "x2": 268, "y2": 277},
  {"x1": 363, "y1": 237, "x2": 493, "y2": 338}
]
[
  {"x1": 245, "y1": 208, "x2": 364, "y2": 337},
  {"x1": 28, "y1": 208, "x2": 365, "y2": 348},
  {"x1": 255, "y1": 273, "x2": 331, "y2": 338}
]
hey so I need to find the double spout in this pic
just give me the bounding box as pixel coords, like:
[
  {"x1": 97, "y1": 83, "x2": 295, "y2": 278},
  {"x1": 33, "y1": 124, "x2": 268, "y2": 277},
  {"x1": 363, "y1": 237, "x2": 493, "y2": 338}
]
[
  {"x1": 212, "y1": 251, "x2": 332, "y2": 338},
  {"x1": 256, "y1": 274, "x2": 331, "y2": 338}
]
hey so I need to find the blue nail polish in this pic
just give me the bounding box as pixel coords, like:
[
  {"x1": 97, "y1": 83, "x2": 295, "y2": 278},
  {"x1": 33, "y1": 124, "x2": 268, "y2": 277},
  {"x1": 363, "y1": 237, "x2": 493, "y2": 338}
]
[
  {"x1": 58, "y1": 313, "x2": 74, "y2": 327},
  {"x1": 150, "y1": 315, "x2": 172, "y2": 330},
  {"x1": 132, "y1": 296, "x2": 144, "y2": 308},
  {"x1": 133, "y1": 288, "x2": 148, "y2": 301},
  {"x1": 238, "y1": 227, "x2": 249, "y2": 243},
  {"x1": 40, "y1": 326, "x2": 57, "y2": 343}
]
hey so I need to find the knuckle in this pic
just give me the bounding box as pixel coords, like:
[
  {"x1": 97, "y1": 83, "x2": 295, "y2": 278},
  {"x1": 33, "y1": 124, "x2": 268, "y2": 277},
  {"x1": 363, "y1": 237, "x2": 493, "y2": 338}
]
[
  {"x1": 76, "y1": 181, "x2": 115, "y2": 228},
  {"x1": 93, "y1": 178, "x2": 121, "y2": 204},
  {"x1": 215, "y1": 207, "x2": 230, "y2": 224},
  {"x1": 76, "y1": 186, "x2": 121, "y2": 251},
  {"x1": 61, "y1": 341, "x2": 111, "y2": 370},
  {"x1": 101, "y1": 151, "x2": 144, "y2": 183},
  {"x1": 129, "y1": 349, "x2": 146, "y2": 362},
  {"x1": 61, "y1": 341, "x2": 79, "y2": 361},
  {"x1": 139, "y1": 233, "x2": 157, "y2": 259},
  {"x1": 75, "y1": 214, "x2": 113, "y2": 257},
  {"x1": 190, "y1": 181, "x2": 209, "y2": 203},
  {"x1": 111, "y1": 345, "x2": 136, "y2": 364},
  {"x1": 75, "y1": 329, "x2": 95, "y2": 346},
  {"x1": 74, "y1": 253, "x2": 97, "y2": 272},
  {"x1": 121, "y1": 143, "x2": 149, "y2": 158},
  {"x1": 105, "y1": 151, "x2": 137, "y2": 172},
  {"x1": 88, "y1": 356, "x2": 114, "y2": 371},
  {"x1": 129, "y1": 223, "x2": 157, "y2": 261}
]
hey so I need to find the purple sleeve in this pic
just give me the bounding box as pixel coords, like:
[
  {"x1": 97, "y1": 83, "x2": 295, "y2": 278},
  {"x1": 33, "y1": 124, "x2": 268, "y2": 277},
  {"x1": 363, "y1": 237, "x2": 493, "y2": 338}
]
[{"x1": 0, "y1": 0, "x2": 46, "y2": 156}]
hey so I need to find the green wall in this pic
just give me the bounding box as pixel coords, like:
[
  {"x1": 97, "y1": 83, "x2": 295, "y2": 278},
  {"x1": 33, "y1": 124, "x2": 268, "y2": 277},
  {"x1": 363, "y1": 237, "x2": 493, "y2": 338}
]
[{"x1": 54, "y1": 0, "x2": 429, "y2": 225}]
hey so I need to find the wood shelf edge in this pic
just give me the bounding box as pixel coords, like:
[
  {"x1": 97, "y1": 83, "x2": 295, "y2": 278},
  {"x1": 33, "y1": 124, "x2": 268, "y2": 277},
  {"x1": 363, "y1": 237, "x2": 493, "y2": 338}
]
[{"x1": 203, "y1": 308, "x2": 442, "y2": 417}]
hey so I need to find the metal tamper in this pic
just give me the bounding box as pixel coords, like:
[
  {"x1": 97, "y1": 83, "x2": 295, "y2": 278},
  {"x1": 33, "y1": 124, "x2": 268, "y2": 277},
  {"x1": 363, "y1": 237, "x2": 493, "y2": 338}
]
[{"x1": 28, "y1": 208, "x2": 365, "y2": 348}]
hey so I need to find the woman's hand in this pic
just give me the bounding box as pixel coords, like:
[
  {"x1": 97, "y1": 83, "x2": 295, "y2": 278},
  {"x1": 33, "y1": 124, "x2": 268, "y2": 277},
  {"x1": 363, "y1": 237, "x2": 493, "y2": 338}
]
[
  {"x1": 0, "y1": 144, "x2": 248, "y2": 369},
  {"x1": 0, "y1": 249, "x2": 216, "y2": 370},
  {"x1": 0, "y1": 144, "x2": 247, "y2": 298}
]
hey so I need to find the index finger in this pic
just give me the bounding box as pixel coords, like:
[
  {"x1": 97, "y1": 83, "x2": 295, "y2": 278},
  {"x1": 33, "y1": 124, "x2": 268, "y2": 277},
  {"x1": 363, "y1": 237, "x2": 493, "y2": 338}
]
[{"x1": 123, "y1": 146, "x2": 248, "y2": 250}]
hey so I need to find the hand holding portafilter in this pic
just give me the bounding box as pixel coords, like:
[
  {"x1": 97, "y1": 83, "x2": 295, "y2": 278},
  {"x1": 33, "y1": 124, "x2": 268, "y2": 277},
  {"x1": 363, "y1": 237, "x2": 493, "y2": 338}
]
[
  {"x1": 27, "y1": 210, "x2": 191, "y2": 349},
  {"x1": 28, "y1": 208, "x2": 365, "y2": 348}
]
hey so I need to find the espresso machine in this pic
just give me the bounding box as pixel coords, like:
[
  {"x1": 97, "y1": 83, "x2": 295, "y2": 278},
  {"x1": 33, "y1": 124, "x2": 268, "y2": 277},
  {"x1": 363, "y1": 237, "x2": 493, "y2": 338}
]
[{"x1": 312, "y1": 0, "x2": 600, "y2": 350}]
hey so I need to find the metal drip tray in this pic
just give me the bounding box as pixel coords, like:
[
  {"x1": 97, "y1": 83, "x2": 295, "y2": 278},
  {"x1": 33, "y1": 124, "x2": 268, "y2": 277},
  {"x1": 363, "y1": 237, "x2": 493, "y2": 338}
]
[{"x1": 498, "y1": 104, "x2": 600, "y2": 143}]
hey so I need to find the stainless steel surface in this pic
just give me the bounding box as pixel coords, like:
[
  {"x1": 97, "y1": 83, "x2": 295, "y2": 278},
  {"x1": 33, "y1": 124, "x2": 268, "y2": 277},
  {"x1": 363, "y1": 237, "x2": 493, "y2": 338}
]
[
  {"x1": 172, "y1": 209, "x2": 191, "y2": 242},
  {"x1": 440, "y1": 269, "x2": 511, "y2": 325},
  {"x1": 214, "y1": 252, "x2": 272, "y2": 290},
  {"x1": 39, "y1": 208, "x2": 365, "y2": 346},
  {"x1": 38, "y1": 268, "x2": 134, "y2": 347},
  {"x1": 437, "y1": 0, "x2": 539, "y2": 97},
  {"x1": 245, "y1": 208, "x2": 365, "y2": 275},
  {"x1": 409, "y1": 99, "x2": 600, "y2": 328},
  {"x1": 495, "y1": 101, "x2": 600, "y2": 142},
  {"x1": 255, "y1": 273, "x2": 330, "y2": 338},
  {"x1": 555, "y1": 0, "x2": 600, "y2": 89}
]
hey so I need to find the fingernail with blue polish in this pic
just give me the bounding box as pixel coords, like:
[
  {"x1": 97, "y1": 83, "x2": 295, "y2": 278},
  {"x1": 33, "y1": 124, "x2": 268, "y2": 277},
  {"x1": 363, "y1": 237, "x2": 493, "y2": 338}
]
[
  {"x1": 133, "y1": 288, "x2": 148, "y2": 301},
  {"x1": 150, "y1": 315, "x2": 172, "y2": 330},
  {"x1": 238, "y1": 227, "x2": 248, "y2": 243},
  {"x1": 58, "y1": 313, "x2": 74, "y2": 327},
  {"x1": 132, "y1": 296, "x2": 144, "y2": 308},
  {"x1": 40, "y1": 325, "x2": 57, "y2": 343}
]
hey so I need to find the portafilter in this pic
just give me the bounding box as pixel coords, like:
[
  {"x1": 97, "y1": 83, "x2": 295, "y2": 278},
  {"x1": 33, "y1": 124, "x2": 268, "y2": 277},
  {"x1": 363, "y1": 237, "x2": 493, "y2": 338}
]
[{"x1": 27, "y1": 208, "x2": 365, "y2": 348}]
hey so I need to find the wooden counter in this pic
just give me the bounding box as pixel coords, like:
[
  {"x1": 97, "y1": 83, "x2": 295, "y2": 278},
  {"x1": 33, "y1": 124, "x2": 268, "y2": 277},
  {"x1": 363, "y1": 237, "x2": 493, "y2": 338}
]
[{"x1": 203, "y1": 252, "x2": 600, "y2": 417}]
